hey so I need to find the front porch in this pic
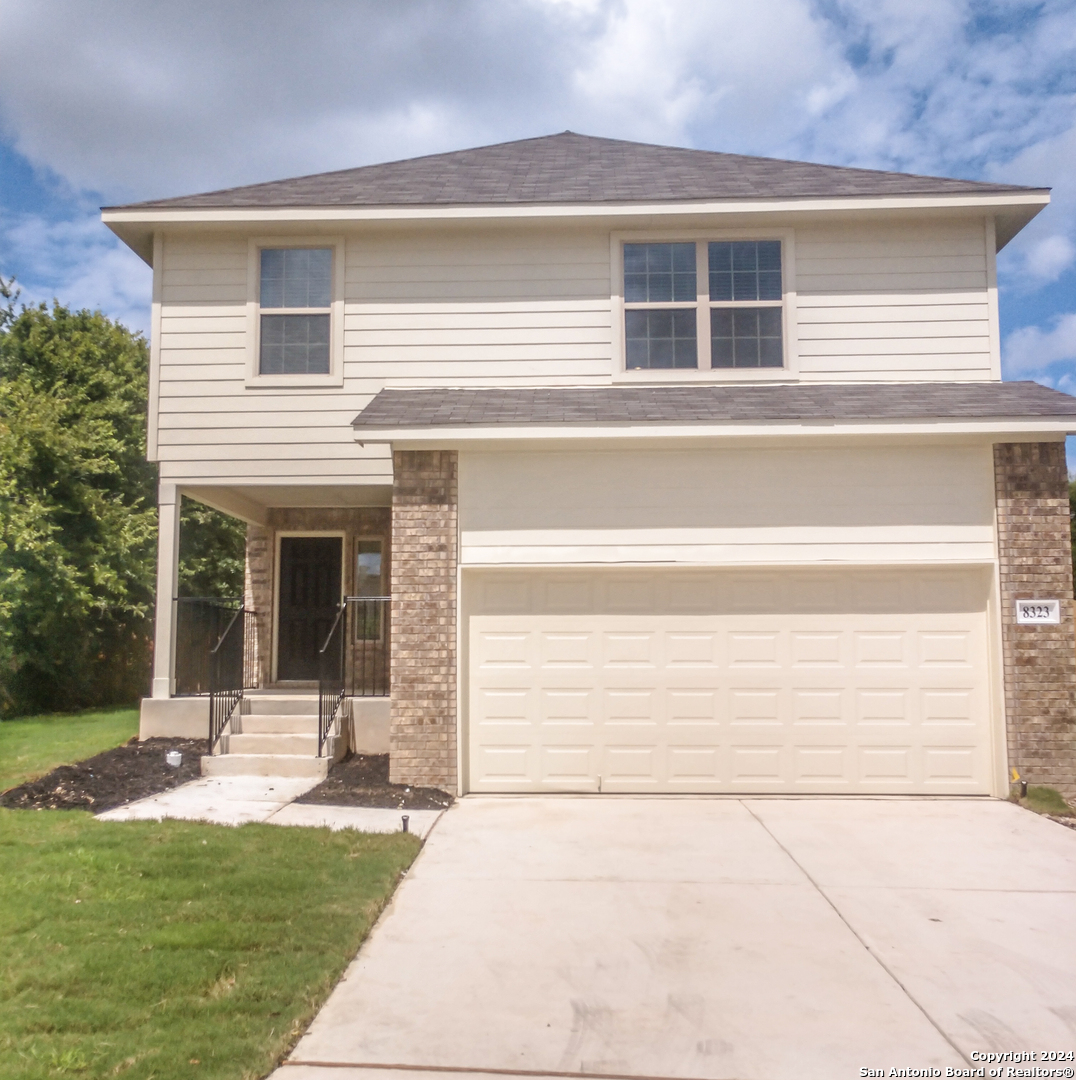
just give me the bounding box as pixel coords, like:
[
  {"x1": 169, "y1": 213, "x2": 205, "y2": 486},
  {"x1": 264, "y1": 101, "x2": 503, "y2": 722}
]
[
  {"x1": 142, "y1": 497, "x2": 395, "y2": 774},
  {"x1": 140, "y1": 454, "x2": 458, "y2": 791}
]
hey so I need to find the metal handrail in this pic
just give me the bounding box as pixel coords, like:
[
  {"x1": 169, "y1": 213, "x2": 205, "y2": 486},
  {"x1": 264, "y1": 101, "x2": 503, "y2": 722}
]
[
  {"x1": 208, "y1": 606, "x2": 248, "y2": 755},
  {"x1": 316, "y1": 597, "x2": 392, "y2": 757},
  {"x1": 317, "y1": 603, "x2": 347, "y2": 758}
]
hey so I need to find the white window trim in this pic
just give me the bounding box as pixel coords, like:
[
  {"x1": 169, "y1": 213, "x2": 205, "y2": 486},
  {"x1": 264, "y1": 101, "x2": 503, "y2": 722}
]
[
  {"x1": 245, "y1": 236, "x2": 345, "y2": 388},
  {"x1": 610, "y1": 228, "x2": 799, "y2": 383}
]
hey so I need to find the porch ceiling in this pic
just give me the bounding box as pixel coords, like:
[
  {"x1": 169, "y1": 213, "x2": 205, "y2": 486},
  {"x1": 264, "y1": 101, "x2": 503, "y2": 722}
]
[{"x1": 182, "y1": 484, "x2": 392, "y2": 524}]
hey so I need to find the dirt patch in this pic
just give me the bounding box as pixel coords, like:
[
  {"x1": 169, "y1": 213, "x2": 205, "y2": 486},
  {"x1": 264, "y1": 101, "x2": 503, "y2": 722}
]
[
  {"x1": 296, "y1": 753, "x2": 453, "y2": 810},
  {"x1": 1046, "y1": 814, "x2": 1076, "y2": 831},
  {"x1": 1, "y1": 738, "x2": 204, "y2": 812}
]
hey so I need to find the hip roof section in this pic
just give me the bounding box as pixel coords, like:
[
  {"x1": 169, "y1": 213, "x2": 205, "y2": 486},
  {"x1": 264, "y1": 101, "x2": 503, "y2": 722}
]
[
  {"x1": 351, "y1": 382, "x2": 1076, "y2": 430},
  {"x1": 108, "y1": 132, "x2": 1043, "y2": 211}
]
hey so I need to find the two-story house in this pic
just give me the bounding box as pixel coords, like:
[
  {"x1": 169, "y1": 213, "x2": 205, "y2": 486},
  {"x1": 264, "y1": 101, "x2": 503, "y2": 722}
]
[{"x1": 102, "y1": 132, "x2": 1076, "y2": 799}]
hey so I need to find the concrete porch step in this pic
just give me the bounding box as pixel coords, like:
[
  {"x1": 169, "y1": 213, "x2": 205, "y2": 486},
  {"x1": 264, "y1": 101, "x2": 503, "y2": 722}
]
[
  {"x1": 238, "y1": 715, "x2": 319, "y2": 735},
  {"x1": 201, "y1": 753, "x2": 330, "y2": 778},
  {"x1": 244, "y1": 694, "x2": 320, "y2": 716},
  {"x1": 228, "y1": 732, "x2": 320, "y2": 756}
]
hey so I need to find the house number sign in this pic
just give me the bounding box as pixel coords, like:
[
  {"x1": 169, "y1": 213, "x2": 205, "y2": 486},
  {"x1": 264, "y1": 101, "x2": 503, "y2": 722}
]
[{"x1": 1015, "y1": 599, "x2": 1061, "y2": 624}]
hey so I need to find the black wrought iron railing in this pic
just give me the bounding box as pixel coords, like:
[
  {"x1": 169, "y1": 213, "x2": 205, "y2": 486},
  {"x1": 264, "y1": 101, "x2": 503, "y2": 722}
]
[
  {"x1": 347, "y1": 596, "x2": 391, "y2": 698},
  {"x1": 175, "y1": 598, "x2": 238, "y2": 696},
  {"x1": 316, "y1": 596, "x2": 390, "y2": 757},
  {"x1": 318, "y1": 604, "x2": 346, "y2": 758},
  {"x1": 208, "y1": 606, "x2": 257, "y2": 754},
  {"x1": 173, "y1": 597, "x2": 256, "y2": 753}
]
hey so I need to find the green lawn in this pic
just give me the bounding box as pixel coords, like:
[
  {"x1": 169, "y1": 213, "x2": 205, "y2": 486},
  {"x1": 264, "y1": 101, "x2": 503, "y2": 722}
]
[
  {"x1": 1018, "y1": 784, "x2": 1074, "y2": 817},
  {"x1": 1, "y1": 809, "x2": 420, "y2": 1080},
  {"x1": 0, "y1": 707, "x2": 140, "y2": 792}
]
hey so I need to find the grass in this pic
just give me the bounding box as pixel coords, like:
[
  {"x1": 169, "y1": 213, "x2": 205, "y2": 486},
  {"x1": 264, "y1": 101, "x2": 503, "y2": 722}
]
[
  {"x1": 1017, "y1": 784, "x2": 1075, "y2": 817},
  {"x1": 0, "y1": 707, "x2": 140, "y2": 792},
  {"x1": 1, "y1": 809, "x2": 421, "y2": 1080}
]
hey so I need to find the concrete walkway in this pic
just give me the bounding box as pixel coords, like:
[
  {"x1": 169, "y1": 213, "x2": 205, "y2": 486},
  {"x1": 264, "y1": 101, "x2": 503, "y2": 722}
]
[
  {"x1": 95, "y1": 775, "x2": 443, "y2": 837},
  {"x1": 276, "y1": 796, "x2": 1076, "y2": 1080}
]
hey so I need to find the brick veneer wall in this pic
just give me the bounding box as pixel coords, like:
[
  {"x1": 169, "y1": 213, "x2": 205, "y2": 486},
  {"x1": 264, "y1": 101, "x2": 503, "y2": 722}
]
[
  {"x1": 389, "y1": 450, "x2": 458, "y2": 791},
  {"x1": 243, "y1": 506, "x2": 391, "y2": 688},
  {"x1": 994, "y1": 442, "x2": 1076, "y2": 799}
]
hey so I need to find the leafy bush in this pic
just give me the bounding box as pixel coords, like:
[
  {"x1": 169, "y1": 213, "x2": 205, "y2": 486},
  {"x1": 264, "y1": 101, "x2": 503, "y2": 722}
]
[{"x1": 0, "y1": 295, "x2": 157, "y2": 715}]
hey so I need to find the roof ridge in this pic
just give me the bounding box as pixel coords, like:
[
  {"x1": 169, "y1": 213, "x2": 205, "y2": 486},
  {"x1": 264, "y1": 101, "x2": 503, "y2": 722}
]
[{"x1": 104, "y1": 131, "x2": 1046, "y2": 213}]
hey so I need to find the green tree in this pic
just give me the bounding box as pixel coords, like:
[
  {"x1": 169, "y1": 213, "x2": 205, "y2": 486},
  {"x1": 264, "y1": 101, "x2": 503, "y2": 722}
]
[
  {"x1": 0, "y1": 299, "x2": 157, "y2": 715},
  {"x1": 178, "y1": 497, "x2": 246, "y2": 598}
]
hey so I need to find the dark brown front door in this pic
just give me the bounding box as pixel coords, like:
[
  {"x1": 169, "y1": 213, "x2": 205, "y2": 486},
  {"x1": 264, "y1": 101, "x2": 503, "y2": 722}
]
[{"x1": 277, "y1": 536, "x2": 342, "y2": 681}]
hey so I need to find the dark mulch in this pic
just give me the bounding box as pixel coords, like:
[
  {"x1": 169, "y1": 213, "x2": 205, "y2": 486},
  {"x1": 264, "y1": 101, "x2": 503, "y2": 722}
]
[
  {"x1": 297, "y1": 753, "x2": 453, "y2": 810},
  {"x1": 0, "y1": 737, "x2": 204, "y2": 812}
]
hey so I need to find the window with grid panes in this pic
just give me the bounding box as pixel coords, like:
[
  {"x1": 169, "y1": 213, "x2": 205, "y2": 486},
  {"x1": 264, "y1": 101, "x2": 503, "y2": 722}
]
[
  {"x1": 259, "y1": 248, "x2": 332, "y2": 375},
  {"x1": 622, "y1": 240, "x2": 784, "y2": 371}
]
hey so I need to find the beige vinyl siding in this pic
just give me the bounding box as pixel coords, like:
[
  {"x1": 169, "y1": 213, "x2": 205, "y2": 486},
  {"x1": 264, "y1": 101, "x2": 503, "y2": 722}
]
[
  {"x1": 795, "y1": 220, "x2": 993, "y2": 381},
  {"x1": 344, "y1": 228, "x2": 611, "y2": 386},
  {"x1": 458, "y1": 444, "x2": 996, "y2": 567},
  {"x1": 155, "y1": 218, "x2": 998, "y2": 487},
  {"x1": 157, "y1": 234, "x2": 388, "y2": 485},
  {"x1": 156, "y1": 229, "x2": 613, "y2": 485}
]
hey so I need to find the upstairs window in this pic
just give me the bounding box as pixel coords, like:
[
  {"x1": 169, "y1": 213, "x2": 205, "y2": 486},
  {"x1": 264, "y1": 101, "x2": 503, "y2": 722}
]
[
  {"x1": 708, "y1": 241, "x2": 783, "y2": 368},
  {"x1": 622, "y1": 239, "x2": 785, "y2": 372},
  {"x1": 259, "y1": 248, "x2": 332, "y2": 375},
  {"x1": 624, "y1": 243, "x2": 697, "y2": 370}
]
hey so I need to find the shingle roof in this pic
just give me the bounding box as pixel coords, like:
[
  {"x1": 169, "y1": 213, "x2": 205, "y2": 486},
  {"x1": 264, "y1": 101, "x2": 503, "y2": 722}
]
[
  {"x1": 351, "y1": 382, "x2": 1076, "y2": 429},
  {"x1": 110, "y1": 132, "x2": 1041, "y2": 211}
]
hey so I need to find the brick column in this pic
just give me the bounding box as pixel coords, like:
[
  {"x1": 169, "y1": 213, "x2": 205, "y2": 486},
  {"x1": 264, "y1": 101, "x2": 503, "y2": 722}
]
[
  {"x1": 244, "y1": 524, "x2": 273, "y2": 688},
  {"x1": 994, "y1": 442, "x2": 1076, "y2": 799},
  {"x1": 389, "y1": 450, "x2": 458, "y2": 791}
]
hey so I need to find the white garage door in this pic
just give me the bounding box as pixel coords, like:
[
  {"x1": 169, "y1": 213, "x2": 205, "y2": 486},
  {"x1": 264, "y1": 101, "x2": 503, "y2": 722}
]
[{"x1": 466, "y1": 568, "x2": 997, "y2": 794}]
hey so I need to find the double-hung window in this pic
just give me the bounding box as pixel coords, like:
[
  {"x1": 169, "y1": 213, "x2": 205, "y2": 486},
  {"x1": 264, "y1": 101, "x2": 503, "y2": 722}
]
[
  {"x1": 258, "y1": 247, "x2": 332, "y2": 375},
  {"x1": 622, "y1": 239, "x2": 786, "y2": 372}
]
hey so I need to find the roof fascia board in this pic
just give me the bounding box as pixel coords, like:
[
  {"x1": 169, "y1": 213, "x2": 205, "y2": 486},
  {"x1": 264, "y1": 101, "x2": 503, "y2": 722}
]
[
  {"x1": 102, "y1": 190, "x2": 1049, "y2": 228},
  {"x1": 354, "y1": 418, "x2": 1074, "y2": 446}
]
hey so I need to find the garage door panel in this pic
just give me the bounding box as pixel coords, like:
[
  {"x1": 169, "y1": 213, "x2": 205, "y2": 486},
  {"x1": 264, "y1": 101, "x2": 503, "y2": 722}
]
[
  {"x1": 540, "y1": 630, "x2": 594, "y2": 667},
  {"x1": 728, "y1": 631, "x2": 782, "y2": 666},
  {"x1": 667, "y1": 745, "x2": 722, "y2": 784},
  {"x1": 666, "y1": 687, "x2": 720, "y2": 721},
  {"x1": 467, "y1": 569, "x2": 995, "y2": 794},
  {"x1": 923, "y1": 745, "x2": 977, "y2": 779},
  {"x1": 540, "y1": 745, "x2": 599, "y2": 789},
  {"x1": 665, "y1": 632, "x2": 719, "y2": 666},
  {"x1": 603, "y1": 631, "x2": 657, "y2": 667},
  {"x1": 794, "y1": 745, "x2": 850, "y2": 783},
  {"x1": 730, "y1": 744, "x2": 788, "y2": 783},
  {"x1": 791, "y1": 631, "x2": 845, "y2": 666},
  {"x1": 857, "y1": 745, "x2": 914, "y2": 782},
  {"x1": 791, "y1": 687, "x2": 846, "y2": 725}
]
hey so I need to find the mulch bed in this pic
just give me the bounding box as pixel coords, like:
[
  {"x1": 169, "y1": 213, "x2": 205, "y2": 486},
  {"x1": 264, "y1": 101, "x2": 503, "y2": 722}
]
[
  {"x1": 1, "y1": 737, "x2": 205, "y2": 812},
  {"x1": 296, "y1": 753, "x2": 453, "y2": 810},
  {"x1": 2, "y1": 743, "x2": 451, "y2": 815}
]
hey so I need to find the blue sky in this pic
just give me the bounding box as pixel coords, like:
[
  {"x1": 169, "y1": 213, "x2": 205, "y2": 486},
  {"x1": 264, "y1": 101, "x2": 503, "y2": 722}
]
[{"x1": 2, "y1": 0, "x2": 1075, "y2": 450}]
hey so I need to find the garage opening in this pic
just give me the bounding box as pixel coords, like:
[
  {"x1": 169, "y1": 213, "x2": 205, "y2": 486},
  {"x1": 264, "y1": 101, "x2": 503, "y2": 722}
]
[{"x1": 464, "y1": 567, "x2": 997, "y2": 795}]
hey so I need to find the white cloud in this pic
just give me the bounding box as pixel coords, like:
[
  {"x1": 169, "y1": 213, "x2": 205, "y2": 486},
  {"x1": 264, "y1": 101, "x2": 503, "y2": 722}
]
[
  {"x1": 1021, "y1": 235, "x2": 1076, "y2": 282},
  {"x1": 1003, "y1": 313, "x2": 1076, "y2": 377},
  {"x1": 1, "y1": 208, "x2": 150, "y2": 334},
  {"x1": 1, "y1": 0, "x2": 1076, "y2": 351},
  {"x1": 1, "y1": 0, "x2": 1070, "y2": 204}
]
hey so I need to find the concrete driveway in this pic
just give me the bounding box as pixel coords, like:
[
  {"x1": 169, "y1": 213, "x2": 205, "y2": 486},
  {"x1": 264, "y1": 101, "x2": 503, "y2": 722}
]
[{"x1": 278, "y1": 798, "x2": 1076, "y2": 1080}]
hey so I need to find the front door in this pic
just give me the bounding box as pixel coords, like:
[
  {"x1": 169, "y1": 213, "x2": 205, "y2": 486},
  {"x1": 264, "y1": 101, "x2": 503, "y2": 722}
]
[{"x1": 277, "y1": 536, "x2": 342, "y2": 681}]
